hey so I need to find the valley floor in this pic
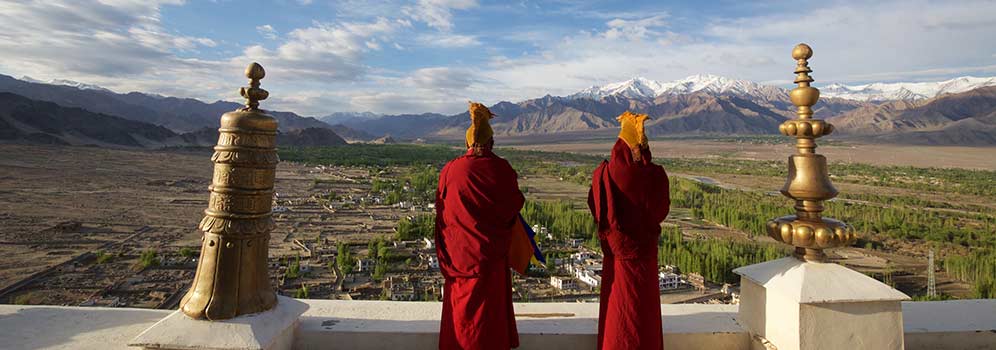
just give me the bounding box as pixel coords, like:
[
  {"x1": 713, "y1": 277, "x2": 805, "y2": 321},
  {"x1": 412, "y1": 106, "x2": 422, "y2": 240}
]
[
  {"x1": 0, "y1": 142, "x2": 991, "y2": 307},
  {"x1": 508, "y1": 139, "x2": 996, "y2": 170}
]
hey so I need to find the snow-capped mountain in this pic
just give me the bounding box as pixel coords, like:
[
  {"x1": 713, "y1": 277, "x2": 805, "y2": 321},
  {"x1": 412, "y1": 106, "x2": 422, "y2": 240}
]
[
  {"x1": 566, "y1": 74, "x2": 783, "y2": 100},
  {"x1": 20, "y1": 76, "x2": 112, "y2": 93},
  {"x1": 569, "y1": 77, "x2": 669, "y2": 100},
  {"x1": 821, "y1": 76, "x2": 996, "y2": 101}
]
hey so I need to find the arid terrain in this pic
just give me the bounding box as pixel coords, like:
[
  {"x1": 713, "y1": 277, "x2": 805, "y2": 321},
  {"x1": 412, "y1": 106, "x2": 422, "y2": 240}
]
[
  {"x1": 1, "y1": 140, "x2": 992, "y2": 307},
  {"x1": 0, "y1": 145, "x2": 413, "y2": 306},
  {"x1": 509, "y1": 139, "x2": 996, "y2": 171}
]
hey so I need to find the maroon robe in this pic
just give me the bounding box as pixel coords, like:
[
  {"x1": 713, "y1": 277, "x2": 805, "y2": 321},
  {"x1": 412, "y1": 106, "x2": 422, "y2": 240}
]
[
  {"x1": 435, "y1": 148, "x2": 525, "y2": 350},
  {"x1": 588, "y1": 139, "x2": 671, "y2": 350}
]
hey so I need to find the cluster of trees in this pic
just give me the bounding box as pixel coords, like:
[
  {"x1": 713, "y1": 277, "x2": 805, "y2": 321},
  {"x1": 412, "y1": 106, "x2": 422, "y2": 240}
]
[
  {"x1": 659, "y1": 157, "x2": 996, "y2": 197},
  {"x1": 395, "y1": 214, "x2": 435, "y2": 241},
  {"x1": 668, "y1": 177, "x2": 784, "y2": 237},
  {"x1": 658, "y1": 226, "x2": 787, "y2": 284},
  {"x1": 520, "y1": 200, "x2": 597, "y2": 241},
  {"x1": 138, "y1": 250, "x2": 160, "y2": 269},
  {"x1": 825, "y1": 201, "x2": 994, "y2": 246},
  {"x1": 944, "y1": 250, "x2": 996, "y2": 298},
  {"x1": 499, "y1": 148, "x2": 601, "y2": 186},
  {"x1": 664, "y1": 175, "x2": 995, "y2": 294},
  {"x1": 666, "y1": 177, "x2": 995, "y2": 247},
  {"x1": 371, "y1": 165, "x2": 440, "y2": 205},
  {"x1": 336, "y1": 242, "x2": 356, "y2": 279},
  {"x1": 368, "y1": 238, "x2": 392, "y2": 281},
  {"x1": 839, "y1": 192, "x2": 994, "y2": 215},
  {"x1": 829, "y1": 163, "x2": 996, "y2": 197}
]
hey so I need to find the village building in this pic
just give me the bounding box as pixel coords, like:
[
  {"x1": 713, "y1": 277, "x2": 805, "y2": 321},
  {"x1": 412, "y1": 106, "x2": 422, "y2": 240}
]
[
  {"x1": 356, "y1": 259, "x2": 375, "y2": 273},
  {"x1": 550, "y1": 276, "x2": 577, "y2": 290},
  {"x1": 659, "y1": 271, "x2": 681, "y2": 290}
]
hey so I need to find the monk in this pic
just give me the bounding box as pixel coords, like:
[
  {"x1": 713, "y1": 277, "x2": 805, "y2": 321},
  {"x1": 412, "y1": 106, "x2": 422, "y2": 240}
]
[
  {"x1": 435, "y1": 102, "x2": 524, "y2": 350},
  {"x1": 588, "y1": 111, "x2": 671, "y2": 350}
]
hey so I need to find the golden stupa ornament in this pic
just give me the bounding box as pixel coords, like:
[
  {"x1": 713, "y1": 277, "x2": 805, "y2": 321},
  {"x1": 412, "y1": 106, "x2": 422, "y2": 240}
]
[
  {"x1": 766, "y1": 44, "x2": 857, "y2": 262},
  {"x1": 179, "y1": 62, "x2": 279, "y2": 319}
]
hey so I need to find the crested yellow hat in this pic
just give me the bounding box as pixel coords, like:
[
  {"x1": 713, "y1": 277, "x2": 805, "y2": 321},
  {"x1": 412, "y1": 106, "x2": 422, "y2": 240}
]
[
  {"x1": 617, "y1": 111, "x2": 649, "y2": 149},
  {"x1": 466, "y1": 101, "x2": 495, "y2": 148}
]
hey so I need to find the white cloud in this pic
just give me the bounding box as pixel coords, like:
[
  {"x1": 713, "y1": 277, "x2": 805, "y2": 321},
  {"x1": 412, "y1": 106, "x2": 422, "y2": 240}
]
[
  {"x1": 415, "y1": 33, "x2": 480, "y2": 47},
  {"x1": 3, "y1": 0, "x2": 995, "y2": 118},
  {"x1": 403, "y1": 0, "x2": 478, "y2": 31},
  {"x1": 0, "y1": 1, "x2": 411, "y2": 115},
  {"x1": 256, "y1": 24, "x2": 278, "y2": 40},
  {"x1": 702, "y1": 0, "x2": 996, "y2": 83},
  {"x1": 468, "y1": 0, "x2": 996, "y2": 105},
  {"x1": 603, "y1": 15, "x2": 667, "y2": 41},
  {"x1": 349, "y1": 90, "x2": 468, "y2": 115},
  {"x1": 0, "y1": 0, "x2": 225, "y2": 96},
  {"x1": 237, "y1": 17, "x2": 401, "y2": 82},
  {"x1": 405, "y1": 67, "x2": 481, "y2": 90}
]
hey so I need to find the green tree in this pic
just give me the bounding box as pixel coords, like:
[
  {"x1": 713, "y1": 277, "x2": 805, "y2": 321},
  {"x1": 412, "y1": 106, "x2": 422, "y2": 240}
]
[
  {"x1": 336, "y1": 243, "x2": 356, "y2": 278},
  {"x1": 178, "y1": 247, "x2": 196, "y2": 259},
  {"x1": 286, "y1": 256, "x2": 301, "y2": 280},
  {"x1": 138, "y1": 250, "x2": 160, "y2": 269},
  {"x1": 294, "y1": 285, "x2": 309, "y2": 298},
  {"x1": 94, "y1": 250, "x2": 113, "y2": 264}
]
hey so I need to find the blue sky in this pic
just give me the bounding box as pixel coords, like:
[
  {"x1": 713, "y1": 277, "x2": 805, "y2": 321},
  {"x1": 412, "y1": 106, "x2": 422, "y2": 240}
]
[{"x1": 1, "y1": 0, "x2": 995, "y2": 116}]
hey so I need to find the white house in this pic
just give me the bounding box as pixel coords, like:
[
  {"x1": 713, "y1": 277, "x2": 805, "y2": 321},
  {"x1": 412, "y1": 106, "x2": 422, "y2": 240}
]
[
  {"x1": 659, "y1": 271, "x2": 681, "y2": 290},
  {"x1": 418, "y1": 253, "x2": 439, "y2": 270},
  {"x1": 575, "y1": 265, "x2": 602, "y2": 288},
  {"x1": 571, "y1": 251, "x2": 596, "y2": 263},
  {"x1": 356, "y1": 259, "x2": 375, "y2": 272},
  {"x1": 550, "y1": 276, "x2": 577, "y2": 290}
]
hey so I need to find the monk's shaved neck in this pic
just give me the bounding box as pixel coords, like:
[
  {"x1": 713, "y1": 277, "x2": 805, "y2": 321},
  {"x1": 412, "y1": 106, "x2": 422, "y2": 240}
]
[{"x1": 468, "y1": 140, "x2": 494, "y2": 156}]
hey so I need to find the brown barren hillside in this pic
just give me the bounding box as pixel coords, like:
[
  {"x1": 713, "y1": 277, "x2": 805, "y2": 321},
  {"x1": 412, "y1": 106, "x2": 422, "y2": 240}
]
[{"x1": 830, "y1": 86, "x2": 996, "y2": 145}]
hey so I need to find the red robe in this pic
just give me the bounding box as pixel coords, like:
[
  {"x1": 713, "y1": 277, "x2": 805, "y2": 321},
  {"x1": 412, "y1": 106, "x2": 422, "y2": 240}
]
[
  {"x1": 435, "y1": 148, "x2": 524, "y2": 350},
  {"x1": 588, "y1": 139, "x2": 671, "y2": 350}
]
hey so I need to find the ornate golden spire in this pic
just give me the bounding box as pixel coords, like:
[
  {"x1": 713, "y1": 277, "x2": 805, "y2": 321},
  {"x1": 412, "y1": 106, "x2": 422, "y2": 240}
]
[
  {"x1": 179, "y1": 62, "x2": 279, "y2": 320},
  {"x1": 240, "y1": 62, "x2": 269, "y2": 111},
  {"x1": 767, "y1": 44, "x2": 856, "y2": 262}
]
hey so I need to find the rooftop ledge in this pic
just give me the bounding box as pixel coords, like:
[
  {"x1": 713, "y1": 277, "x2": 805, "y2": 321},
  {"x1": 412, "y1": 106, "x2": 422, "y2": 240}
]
[{"x1": 1, "y1": 299, "x2": 993, "y2": 350}]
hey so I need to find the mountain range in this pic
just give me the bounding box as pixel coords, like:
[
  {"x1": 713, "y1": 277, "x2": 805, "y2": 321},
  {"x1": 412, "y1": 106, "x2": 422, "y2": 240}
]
[
  {"x1": 1, "y1": 73, "x2": 995, "y2": 147},
  {"x1": 326, "y1": 74, "x2": 996, "y2": 145},
  {"x1": 822, "y1": 76, "x2": 996, "y2": 101},
  {"x1": 0, "y1": 76, "x2": 351, "y2": 147},
  {"x1": 828, "y1": 86, "x2": 996, "y2": 145}
]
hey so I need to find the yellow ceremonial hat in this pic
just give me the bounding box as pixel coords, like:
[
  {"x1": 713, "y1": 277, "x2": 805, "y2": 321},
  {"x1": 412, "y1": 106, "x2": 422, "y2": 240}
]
[
  {"x1": 466, "y1": 101, "x2": 495, "y2": 148},
  {"x1": 617, "y1": 111, "x2": 649, "y2": 149}
]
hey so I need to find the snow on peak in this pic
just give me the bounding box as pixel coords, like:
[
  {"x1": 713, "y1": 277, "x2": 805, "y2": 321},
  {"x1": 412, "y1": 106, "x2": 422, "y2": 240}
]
[
  {"x1": 567, "y1": 74, "x2": 778, "y2": 100},
  {"x1": 569, "y1": 77, "x2": 666, "y2": 100},
  {"x1": 20, "y1": 76, "x2": 111, "y2": 92},
  {"x1": 820, "y1": 76, "x2": 996, "y2": 101}
]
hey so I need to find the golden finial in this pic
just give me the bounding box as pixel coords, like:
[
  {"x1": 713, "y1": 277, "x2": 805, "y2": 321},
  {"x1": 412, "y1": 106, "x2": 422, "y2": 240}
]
[
  {"x1": 180, "y1": 62, "x2": 279, "y2": 320},
  {"x1": 767, "y1": 43, "x2": 855, "y2": 262},
  {"x1": 239, "y1": 62, "x2": 269, "y2": 111}
]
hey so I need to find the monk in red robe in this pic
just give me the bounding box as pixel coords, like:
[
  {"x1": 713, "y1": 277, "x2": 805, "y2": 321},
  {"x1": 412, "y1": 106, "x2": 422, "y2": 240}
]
[
  {"x1": 589, "y1": 111, "x2": 671, "y2": 350},
  {"x1": 435, "y1": 102, "x2": 524, "y2": 350}
]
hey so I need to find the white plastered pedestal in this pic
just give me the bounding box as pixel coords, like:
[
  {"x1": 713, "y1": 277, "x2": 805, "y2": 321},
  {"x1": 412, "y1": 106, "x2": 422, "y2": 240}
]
[
  {"x1": 734, "y1": 257, "x2": 910, "y2": 350},
  {"x1": 129, "y1": 296, "x2": 309, "y2": 350}
]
